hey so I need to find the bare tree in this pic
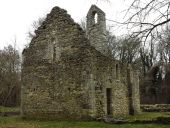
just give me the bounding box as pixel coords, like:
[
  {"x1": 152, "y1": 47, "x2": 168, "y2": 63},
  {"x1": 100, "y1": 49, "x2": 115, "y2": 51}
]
[
  {"x1": 95, "y1": 0, "x2": 110, "y2": 4},
  {"x1": 123, "y1": 0, "x2": 170, "y2": 42},
  {"x1": 108, "y1": 36, "x2": 141, "y2": 64},
  {"x1": 79, "y1": 17, "x2": 86, "y2": 32},
  {"x1": 27, "y1": 17, "x2": 46, "y2": 40},
  {"x1": 0, "y1": 43, "x2": 21, "y2": 107},
  {"x1": 106, "y1": 30, "x2": 117, "y2": 57},
  {"x1": 157, "y1": 26, "x2": 170, "y2": 63}
]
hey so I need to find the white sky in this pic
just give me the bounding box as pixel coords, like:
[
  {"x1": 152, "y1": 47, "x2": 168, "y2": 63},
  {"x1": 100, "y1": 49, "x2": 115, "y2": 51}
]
[{"x1": 0, "y1": 0, "x2": 132, "y2": 52}]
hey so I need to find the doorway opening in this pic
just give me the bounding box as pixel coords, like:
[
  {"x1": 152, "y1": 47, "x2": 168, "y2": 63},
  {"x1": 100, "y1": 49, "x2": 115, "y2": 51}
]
[{"x1": 106, "y1": 88, "x2": 112, "y2": 115}]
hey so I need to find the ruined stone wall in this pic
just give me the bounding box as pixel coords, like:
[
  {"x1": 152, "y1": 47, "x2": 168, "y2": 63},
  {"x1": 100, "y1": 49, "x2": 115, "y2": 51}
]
[
  {"x1": 88, "y1": 55, "x2": 131, "y2": 118},
  {"x1": 21, "y1": 6, "x2": 94, "y2": 119},
  {"x1": 130, "y1": 69, "x2": 141, "y2": 114},
  {"x1": 87, "y1": 57, "x2": 141, "y2": 118},
  {"x1": 141, "y1": 104, "x2": 170, "y2": 112},
  {"x1": 86, "y1": 5, "x2": 141, "y2": 117}
]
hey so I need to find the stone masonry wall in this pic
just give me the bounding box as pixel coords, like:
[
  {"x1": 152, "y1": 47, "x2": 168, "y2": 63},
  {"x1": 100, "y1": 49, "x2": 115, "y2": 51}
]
[
  {"x1": 131, "y1": 69, "x2": 141, "y2": 114},
  {"x1": 86, "y1": 5, "x2": 108, "y2": 56},
  {"x1": 92, "y1": 55, "x2": 130, "y2": 118},
  {"x1": 82, "y1": 52, "x2": 140, "y2": 118},
  {"x1": 22, "y1": 6, "x2": 93, "y2": 119}
]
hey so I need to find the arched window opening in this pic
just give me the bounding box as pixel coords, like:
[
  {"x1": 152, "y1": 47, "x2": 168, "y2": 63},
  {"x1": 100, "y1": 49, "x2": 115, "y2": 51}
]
[
  {"x1": 116, "y1": 64, "x2": 119, "y2": 79},
  {"x1": 92, "y1": 11, "x2": 98, "y2": 25},
  {"x1": 94, "y1": 13, "x2": 98, "y2": 24},
  {"x1": 52, "y1": 40, "x2": 56, "y2": 62}
]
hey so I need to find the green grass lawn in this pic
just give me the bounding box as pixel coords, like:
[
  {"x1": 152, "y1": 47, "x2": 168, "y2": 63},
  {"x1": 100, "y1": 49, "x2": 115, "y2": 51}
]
[
  {"x1": 0, "y1": 106, "x2": 19, "y2": 113},
  {"x1": 0, "y1": 116, "x2": 170, "y2": 128},
  {"x1": 127, "y1": 112, "x2": 170, "y2": 121},
  {"x1": 0, "y1": 106, "x2": 170, "y2": 128}
]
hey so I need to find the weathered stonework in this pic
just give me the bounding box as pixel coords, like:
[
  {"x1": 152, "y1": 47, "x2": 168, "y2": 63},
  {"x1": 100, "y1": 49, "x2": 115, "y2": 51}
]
[{"x1": 21, "y1": 5, "x2": 140, "y2": 120}]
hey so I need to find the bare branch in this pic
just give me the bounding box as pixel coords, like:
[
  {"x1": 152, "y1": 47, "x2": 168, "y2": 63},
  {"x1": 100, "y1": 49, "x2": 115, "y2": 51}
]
[{"x1": 121, "y1": 0, "x2": 170, "y2": 42}]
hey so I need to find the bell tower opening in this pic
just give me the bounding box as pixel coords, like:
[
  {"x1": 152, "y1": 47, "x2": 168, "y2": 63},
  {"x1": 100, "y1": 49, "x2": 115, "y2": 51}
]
[{"x1": 93, "y1": 12, "x2": 98, "y2": 24}]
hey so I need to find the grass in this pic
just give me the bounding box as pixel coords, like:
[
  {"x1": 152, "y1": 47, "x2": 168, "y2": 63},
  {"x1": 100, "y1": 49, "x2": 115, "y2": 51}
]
[
  {"x1": 0, "y1": 106, "x2": 19, "y2": 113},
  {"x1": 0, "y1": 116, "x2": 170, "y2": 128},
  {"x1": 0, "y1": 106, "x2": 170, "y2": 128},
  {"x1": 127, "y1": 112, "x2": 170, "y2": 121}
]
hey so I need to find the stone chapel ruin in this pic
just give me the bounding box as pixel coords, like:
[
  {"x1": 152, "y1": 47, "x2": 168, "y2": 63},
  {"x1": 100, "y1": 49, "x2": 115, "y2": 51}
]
[{"x1": 21, "y1": 5, "x2": 140, "y2": 120}]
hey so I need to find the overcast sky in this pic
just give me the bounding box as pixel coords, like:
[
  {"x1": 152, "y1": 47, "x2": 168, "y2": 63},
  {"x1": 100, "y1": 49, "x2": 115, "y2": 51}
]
[{"x1": 0, "y1": 0, "x2": 132, "y2": 51}]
